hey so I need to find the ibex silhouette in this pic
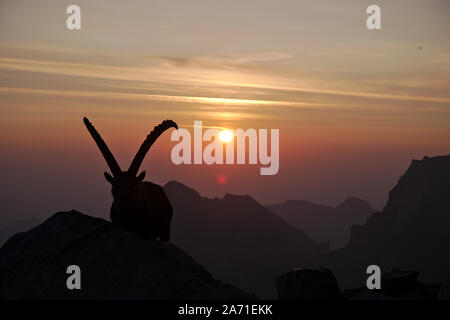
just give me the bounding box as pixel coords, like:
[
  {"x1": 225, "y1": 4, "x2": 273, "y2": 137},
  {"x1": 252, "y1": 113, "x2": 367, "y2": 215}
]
[{"x1": 83, "y1": 117, "x2": 178, "y2": 241}]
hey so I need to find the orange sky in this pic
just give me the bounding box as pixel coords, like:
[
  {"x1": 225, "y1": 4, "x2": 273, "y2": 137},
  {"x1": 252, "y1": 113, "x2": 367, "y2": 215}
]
[{"x1": 0, "y1": 0, "x2": 449, "y2": 223}]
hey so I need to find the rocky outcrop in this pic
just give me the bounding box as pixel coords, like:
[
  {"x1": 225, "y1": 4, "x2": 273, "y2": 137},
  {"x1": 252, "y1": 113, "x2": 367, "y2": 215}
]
[
  {"x1": 277, "y1": 267, "x2": 445, "y2": 300},
  {"x1": 0, "y1": 211, "x2": 256, "y2": 300},
  {"x1": 347, "y1": 269, "x2": 441, "y2": 300},
  {"x1": 0, "y1": 217, "x2": 42, "y2": 247},
  {"x1": 276, "y1": 267, "x2": 342, "y2": 300},
  {"x1": 381, "y1": 269, "x2": 420, "y2": 296},
  {"x1": 438, "y1": 280, "x2": 450, "y2": 300}
]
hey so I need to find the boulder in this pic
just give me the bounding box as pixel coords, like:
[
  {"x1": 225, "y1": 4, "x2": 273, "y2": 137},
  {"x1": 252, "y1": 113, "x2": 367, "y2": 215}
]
[
  {"x1": 346, "y1": 269, "x2": 440, "y2": 300},
  {"x1": 438, "y1": 280, "x2": 450, "y2": 300},
  {"x1": 276, "y1": 267, "x2": 341, "y2": 300},
  {"x1": 381, "y1": 268, "x2": 419, "y2": 296},
  {"x1": 0, "y1": 210, "x2": 257, "y2": 300}
]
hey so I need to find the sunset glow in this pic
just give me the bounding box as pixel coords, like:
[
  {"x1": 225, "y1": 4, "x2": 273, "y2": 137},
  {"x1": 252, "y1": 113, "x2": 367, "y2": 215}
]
[{"x1": 0, "y1": 0, "x2": 449, "y2": 222}]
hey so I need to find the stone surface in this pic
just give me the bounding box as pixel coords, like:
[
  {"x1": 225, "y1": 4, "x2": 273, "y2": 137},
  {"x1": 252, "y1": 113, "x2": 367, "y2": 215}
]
[
  {"x1": 276, "y1": 267, "x2": 342, "y2": 300},
  {"x1": 0, "y1": 211, "x2": 257, "y2": 300},
  {"x1": 381, "y1": 269, "x2": 420, "y2": 296},
  {"x1": 438, "y1": 280, "x2": 450, "y2": 300},
  {"x1": 279, "y1": 267, "x2": 442, "y2": 300}
]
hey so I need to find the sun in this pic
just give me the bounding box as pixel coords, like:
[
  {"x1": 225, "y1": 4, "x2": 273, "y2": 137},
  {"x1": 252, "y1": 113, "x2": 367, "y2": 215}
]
[{"x1": 219, "y1": 129, "x2": 233, "y2": 143}]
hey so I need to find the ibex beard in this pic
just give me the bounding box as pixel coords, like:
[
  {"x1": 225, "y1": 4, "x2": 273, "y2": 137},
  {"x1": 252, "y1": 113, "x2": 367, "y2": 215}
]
[{"x1": 83, "y1": 117, "x2": 178, "y2": 241}]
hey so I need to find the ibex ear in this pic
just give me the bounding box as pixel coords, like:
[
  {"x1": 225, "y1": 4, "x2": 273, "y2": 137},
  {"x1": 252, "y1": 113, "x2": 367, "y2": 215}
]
[
  {"x1": 104, "y1": 172, "x2": 114, "y2": 184},
  {"x1": 137, "y1": 171, "x2": 146, "y2": 182}
]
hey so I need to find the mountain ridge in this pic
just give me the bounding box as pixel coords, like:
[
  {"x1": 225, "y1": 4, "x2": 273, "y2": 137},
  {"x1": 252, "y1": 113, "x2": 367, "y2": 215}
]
[
  {"x1": 268, "y1": 196, "x2": 374, "y2": 249},
  {"x1": 164, "y1": 180, "x2": 327, "y2": 298}
]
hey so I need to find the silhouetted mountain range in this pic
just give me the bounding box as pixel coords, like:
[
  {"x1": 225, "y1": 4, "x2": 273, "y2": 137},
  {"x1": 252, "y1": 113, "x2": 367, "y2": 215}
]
[
  {"x1": 164, "y1": 181, "x2": 327, "y2": 298},
  {"x1": 0, "y1": 211, "x2": 255, "y2": 299},
  {"x1": 315, "y1": 155, "x2": 450, "y2": 288},
  {"x1": 2, "y1": 210, "x2": 448, "y2": 300},
  {"x1": 268, "y1": 197, "x2": 374, "y2": 249},
  {"x1": 1, "y1": 154, "x2": 448, "y2": 300}
]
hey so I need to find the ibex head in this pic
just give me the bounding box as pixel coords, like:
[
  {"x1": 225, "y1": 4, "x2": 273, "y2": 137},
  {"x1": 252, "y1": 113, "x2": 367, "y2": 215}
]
[{"x1": 83, "y1": 117, "x2": 178, "y2": 192}]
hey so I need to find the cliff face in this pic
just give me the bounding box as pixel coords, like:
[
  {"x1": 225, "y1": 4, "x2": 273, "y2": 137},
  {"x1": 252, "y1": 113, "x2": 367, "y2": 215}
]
[
  {"x1": 316, "y1": 155, "x2": 450, "y2": 288},
  {"x1": 0, "y1": 211, "x2": 256, "y2": 300},
  {"x1": 385, "y1": 155, "x2": 450, "y2": 231}
]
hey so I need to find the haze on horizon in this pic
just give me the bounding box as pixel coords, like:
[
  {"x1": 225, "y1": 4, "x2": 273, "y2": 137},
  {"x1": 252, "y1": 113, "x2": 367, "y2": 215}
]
[{"x1": 0, "y1": 0, "x2": 449, "y2": 224}]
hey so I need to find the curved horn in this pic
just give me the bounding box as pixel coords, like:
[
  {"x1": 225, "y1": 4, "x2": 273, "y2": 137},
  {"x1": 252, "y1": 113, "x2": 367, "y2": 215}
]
[
  {"x1": 128, "y1": 119, "x2": 178, "y2": 175},
  {"x1": 83, "y1": 117, "x2": 122, "y2": 176}
]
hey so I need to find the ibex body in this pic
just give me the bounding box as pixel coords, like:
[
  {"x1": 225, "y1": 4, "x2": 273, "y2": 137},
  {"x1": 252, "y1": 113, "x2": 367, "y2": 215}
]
[{"x1": 83, "y1": 117, "x2": 178, "y2": 241}]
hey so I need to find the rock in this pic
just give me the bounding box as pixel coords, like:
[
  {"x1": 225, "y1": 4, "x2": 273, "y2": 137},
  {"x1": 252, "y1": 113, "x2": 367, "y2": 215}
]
[
  {"x1": 0, "y1": 210, "x2": 257, "y2": 300},
  {"x1": 345, "y1": 269, "x2": 440, "y2": 300},
  {"x1": 276, "y1": 266, "x2": 442, "y2": 300},
  {"x1": 276, "y1": 267, "x2": 341, "y2": 300},
  {"x1": 0, "y1": 217, "x2": 43, "y2": 247},
  {"x1": 346, "y1": 288, "x2": 392, "y2": 300},
  {"x1": 381, "y1": 269, "x2": 419, "y2": 296},
  {"x1": 438, "y1": 280, "x2": 450, "y2": 300}
]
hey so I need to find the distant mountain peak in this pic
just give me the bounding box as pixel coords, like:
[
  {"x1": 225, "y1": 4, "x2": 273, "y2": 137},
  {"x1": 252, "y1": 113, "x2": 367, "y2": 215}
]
[
  {"x1": 336, "y1": 197, "x2": 374, "y2": 212},
  {"x1": 164, "y1": 182, "x2": 324, "y2": 298},
  {"x1": 268, "y1": 196, "x2": 374, "y2": 249},
  {"x1": 223, "y1": 193, "x2": 259, "y2": 205},
  {"x1": 285, "y1": 199, "x2": 317, "y2": 206},
  {"x1": 164, "y1": 181, "x2": 262, "y2": 206},
  {"x1": 164, "y1": 180, "x2": 201, "y2": 199}
]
